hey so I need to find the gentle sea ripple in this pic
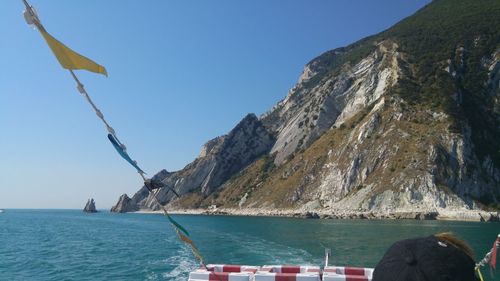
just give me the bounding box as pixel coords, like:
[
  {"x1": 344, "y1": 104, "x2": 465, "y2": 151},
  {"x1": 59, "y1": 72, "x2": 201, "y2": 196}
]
[{"x1": 0, "y1": 210, "x2": 498, "y2": 280}]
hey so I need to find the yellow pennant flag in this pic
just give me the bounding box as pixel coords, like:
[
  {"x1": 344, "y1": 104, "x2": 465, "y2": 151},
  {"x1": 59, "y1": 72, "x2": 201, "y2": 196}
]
[{"x1": 39, "y1": 29, "x2": 107, "y2": 77}]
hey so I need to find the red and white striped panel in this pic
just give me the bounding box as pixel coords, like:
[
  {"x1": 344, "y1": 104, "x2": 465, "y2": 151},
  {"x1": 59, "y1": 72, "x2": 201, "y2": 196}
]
[
  {"x1": 322, "y1": 274, "x2": 370, "y2": 281},
  {"x1": 206, "y1": 264, "x2": 260, "y2": 273},
  {"x1": 323, "y1": 266, "x2": 373, "y2": 277},
  {"x1": 323, "y1": 266, "x2": 373, "y2": 281},
  {"x1": 260, "y1": 265, "x2": 320, "y2": 274},
  {"x1": 254, "y1": 272, "x2": 321, "y2": 281},
  {"x1": 189, "y1": 271, "x2": 253, "y2": 281}
]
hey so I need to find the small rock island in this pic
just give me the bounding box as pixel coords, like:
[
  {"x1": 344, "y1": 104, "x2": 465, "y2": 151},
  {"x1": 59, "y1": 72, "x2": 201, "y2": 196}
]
[{"x1": 83, "y1": 198, "x2": 97, "y2": 213}]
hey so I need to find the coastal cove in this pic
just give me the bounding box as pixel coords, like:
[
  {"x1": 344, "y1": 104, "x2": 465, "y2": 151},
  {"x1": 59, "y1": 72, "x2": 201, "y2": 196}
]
[{"x1": 1, "y1": 210, "x2": 498, "y2": 281}]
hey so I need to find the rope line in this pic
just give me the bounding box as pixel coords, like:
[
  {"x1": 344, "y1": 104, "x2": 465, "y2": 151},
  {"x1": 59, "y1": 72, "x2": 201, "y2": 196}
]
[
  {"x1": 145, "y1": 183, "x2": 205, "y2": 265},
  {"x1": 67, "y1": 69, "x2": 205, "y2": 265},
  {"x1": 476, "y1": 267, "x2": 484, "y2": 281},
  {"x1": 69, "y1": 70, "x2": 205, "y2": 265},
  {"x1": 23, "y1": 0, "x2": 206, "y2": 266},
  {"x1": 70, "y1": 71, "x2": 126, "y2": 152}
]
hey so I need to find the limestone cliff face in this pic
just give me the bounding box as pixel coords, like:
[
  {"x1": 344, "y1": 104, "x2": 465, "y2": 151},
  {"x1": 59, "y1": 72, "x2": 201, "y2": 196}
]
[
  {"x1": 112, "y1": 114, "x2": 275, "y2": 211},
  {"x1": 113, "y1": 0, "x2": 500, "y2": 214},
  {"x1": 261, "y1": 41, "x2": 401, "y2": 164},
  {"x1": 200, "y1": 40, "x2": 499, "y2": 212},
  {"x1": 313, "y1": 97, "x2": 500, "y2": 212}
]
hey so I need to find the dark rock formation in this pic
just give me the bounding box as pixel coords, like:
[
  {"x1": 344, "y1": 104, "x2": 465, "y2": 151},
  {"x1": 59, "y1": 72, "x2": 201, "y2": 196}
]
[
  {"x1": 83, "y1": 198, "x2": 97, "y2": 213},
  {"x1": 304, "y1": 211, "x2": 320, "y2": 219}
]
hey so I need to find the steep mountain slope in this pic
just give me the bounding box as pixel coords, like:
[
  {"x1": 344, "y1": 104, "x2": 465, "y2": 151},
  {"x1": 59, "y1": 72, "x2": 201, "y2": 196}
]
[
  {"x1": 112, "y1": 0, "x2": 500, "y2": 214},
  {"x1": 112, "y1": 114, "x2": 275, "y2": 212}
]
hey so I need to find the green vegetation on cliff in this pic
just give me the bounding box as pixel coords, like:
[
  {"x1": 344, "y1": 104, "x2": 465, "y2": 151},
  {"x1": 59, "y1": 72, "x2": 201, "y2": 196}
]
[{"x1": 309, "y1": 0, "x2": 500, "y2": 165}]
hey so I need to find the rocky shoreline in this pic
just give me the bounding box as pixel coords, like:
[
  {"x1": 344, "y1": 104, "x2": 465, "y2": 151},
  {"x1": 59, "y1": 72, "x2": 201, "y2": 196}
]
[{"x1": 131, "y1": 208, "x2": 500, "y2": 222}]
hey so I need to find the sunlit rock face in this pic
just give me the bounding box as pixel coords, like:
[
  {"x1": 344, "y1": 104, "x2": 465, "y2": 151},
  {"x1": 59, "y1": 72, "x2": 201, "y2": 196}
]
[{"x1": 262, "y1": 41, "x2": 401, "y2": 165}]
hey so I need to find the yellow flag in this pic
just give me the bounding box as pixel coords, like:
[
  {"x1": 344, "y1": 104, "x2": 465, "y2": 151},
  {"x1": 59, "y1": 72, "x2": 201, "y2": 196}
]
[{"x1": 39, "y1": 29, "x2": 107, "y2": 76}]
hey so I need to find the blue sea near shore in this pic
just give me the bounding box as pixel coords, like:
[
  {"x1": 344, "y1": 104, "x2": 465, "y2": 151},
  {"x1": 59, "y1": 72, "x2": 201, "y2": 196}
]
[{"x1": 0, "y1": 210, "x2": 498, "y2": 281}]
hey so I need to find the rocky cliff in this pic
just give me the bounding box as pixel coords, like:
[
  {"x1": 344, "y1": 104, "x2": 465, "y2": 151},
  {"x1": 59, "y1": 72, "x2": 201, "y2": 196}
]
[
  {"x1": 112, "y1": 0, "x2": 500, "y2": 215},
  {"x1": 112, "y1": 114, "x2": 275, "y2": 211},
  {"x1": 110, "y1": 194, "x2": 137, "y2": 213}
]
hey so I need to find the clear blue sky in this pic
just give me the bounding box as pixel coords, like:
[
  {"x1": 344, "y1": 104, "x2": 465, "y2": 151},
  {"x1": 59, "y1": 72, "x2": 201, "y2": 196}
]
[{"x1": 0, "y1": 0, "x2": 431, "y2": 209}]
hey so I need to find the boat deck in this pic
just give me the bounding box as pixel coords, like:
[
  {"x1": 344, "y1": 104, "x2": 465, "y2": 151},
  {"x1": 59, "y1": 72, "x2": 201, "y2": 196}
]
[{"x1": 189, "y1": 264, "x2": 374, "y2": 281}]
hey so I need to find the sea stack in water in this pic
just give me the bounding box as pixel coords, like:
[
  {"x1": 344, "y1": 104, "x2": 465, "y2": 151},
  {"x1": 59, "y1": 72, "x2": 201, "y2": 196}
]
[{"x1": 83, "y1": 198, "x2": 97, "y2": 213}]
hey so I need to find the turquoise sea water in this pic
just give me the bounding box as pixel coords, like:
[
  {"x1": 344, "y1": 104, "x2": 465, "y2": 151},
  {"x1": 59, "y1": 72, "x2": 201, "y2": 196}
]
[{"x1": 0, "y1": 210, "x2": 498, "y2": 280}]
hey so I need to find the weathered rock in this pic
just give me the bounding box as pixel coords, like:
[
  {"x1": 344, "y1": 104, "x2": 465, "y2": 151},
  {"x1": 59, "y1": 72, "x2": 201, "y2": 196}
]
[
  {"x1": 118, "y1": 113, "x2": 276, "y2": 211},
  {"x1": 437, "y1": 210, "x2": 500, "y2": 222},
  {"x1": 304, "y1": 211, "x2": 320, "y2": 219},
  {"x1": 83, "y1": 198, "x2": 97, "y2": 213},
  {"x1": 110, "y1": 194, "x2": 138, "y2": 213},
  {"x1": 262, "y1": 41, "x2": 401, "y2": 165}
]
